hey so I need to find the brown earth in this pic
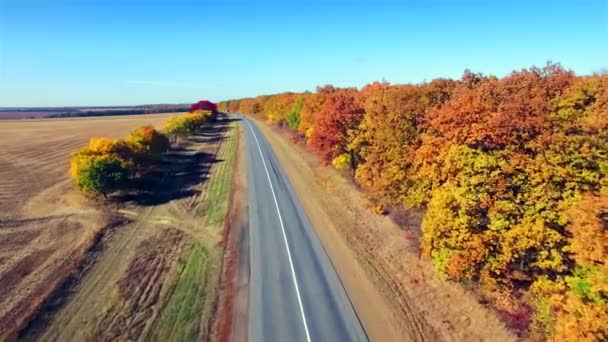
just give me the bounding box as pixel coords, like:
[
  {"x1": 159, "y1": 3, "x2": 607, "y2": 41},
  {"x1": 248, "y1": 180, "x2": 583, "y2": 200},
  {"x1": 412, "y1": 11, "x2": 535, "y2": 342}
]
[
  {"x1": 252, "y1": 118, "x2": 517, "y2": 342},
  {"x1": 20, "y1": 116, "x2": 238, "y2": 341},
  {"x1": 0, "y1": 113, "x2": 175, "y2": 340},
  {"x1": 95, "y1": 228, "x2": 186, "y2": 341},
  {"x1": 0, "y1": 114, "x2": 174, "y2": 219}
]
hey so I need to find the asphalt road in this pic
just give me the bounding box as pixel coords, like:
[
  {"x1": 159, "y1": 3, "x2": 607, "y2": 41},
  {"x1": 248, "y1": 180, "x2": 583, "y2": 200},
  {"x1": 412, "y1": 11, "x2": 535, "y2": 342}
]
[{"x1": 241, "y1": 116, "x2": 368, "y2": 342}]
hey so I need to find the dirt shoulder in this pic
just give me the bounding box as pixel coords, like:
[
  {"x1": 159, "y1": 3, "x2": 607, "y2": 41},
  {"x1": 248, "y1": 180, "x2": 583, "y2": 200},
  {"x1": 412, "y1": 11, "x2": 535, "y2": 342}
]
[
  {"x1": 208, "y1": 121, "x2": 249, "y2": 342},
  {"x1": 252, "y1": 118, "x2": 516, "y2": 342}
]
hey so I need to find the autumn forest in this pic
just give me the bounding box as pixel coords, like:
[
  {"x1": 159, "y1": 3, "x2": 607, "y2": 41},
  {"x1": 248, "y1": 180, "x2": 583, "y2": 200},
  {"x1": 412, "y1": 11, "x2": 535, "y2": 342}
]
[{"x1": 218, "y1": 64, "x2": 608, "y2": 340}]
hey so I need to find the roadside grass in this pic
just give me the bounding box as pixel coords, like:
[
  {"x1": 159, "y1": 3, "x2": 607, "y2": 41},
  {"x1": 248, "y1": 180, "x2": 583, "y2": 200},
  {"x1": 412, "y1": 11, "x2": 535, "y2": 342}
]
[
  {"x1": 151, "y1": 118, "x2": 238, "y2": 341},
  {"x1": 151, "y1": 242, "x2": 209, "y2": 341},
  {"x1": 199, "y1": 120, "x2": 239, "y2": 227}
]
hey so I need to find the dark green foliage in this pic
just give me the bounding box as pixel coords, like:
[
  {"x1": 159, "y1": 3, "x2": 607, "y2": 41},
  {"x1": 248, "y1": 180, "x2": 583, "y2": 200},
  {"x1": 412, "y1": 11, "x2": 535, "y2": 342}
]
[{"x1": 74, "y1": 155, "x2": 131, "y2": 197}]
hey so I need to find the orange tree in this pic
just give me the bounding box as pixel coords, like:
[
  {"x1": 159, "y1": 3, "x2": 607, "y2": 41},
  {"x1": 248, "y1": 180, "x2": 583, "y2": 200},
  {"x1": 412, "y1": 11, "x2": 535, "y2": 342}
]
[
  {"x1": 526, "y1": 74, "x2": 608, "y2": 340},
  {"x1": 307, "y1": 88, "x2": 364, "y2": 173},
  {"x1": 298, "y1": 85, "x2": 335, "y2": 137},
  {"x1": 353, "y1": 80, "x2": 455, "y2": 207},
  {"x1": 126, "y1": 126, "x2": 170, "y2": 154},
  {"x1": 217, "y1": 67, "x2": 608, "y2": 339}
]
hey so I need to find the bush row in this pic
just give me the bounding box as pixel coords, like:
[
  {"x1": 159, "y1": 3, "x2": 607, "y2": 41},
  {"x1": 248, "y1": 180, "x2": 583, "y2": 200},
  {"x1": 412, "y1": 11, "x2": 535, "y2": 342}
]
[
  {"x1": 218, "y1": 64, "x2": 608, "y2": 340},
  {"x1": 69, "y1": 108, "x2": 216, "y2": 197}
]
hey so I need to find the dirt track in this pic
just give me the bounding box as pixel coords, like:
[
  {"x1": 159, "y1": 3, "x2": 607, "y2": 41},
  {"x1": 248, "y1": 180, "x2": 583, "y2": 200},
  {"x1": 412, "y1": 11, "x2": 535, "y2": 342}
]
[{"x1": 253, "y1": 119, "x2": 516, "y2": 342}]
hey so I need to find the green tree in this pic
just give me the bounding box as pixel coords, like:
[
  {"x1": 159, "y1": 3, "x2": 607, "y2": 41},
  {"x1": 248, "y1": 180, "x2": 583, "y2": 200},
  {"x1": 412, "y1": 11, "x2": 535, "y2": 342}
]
[
  {"x1": 72, "y1": 155, "x2": 131, "y2": 197},
  {"x1": 286, "y1": 95, "x2": 305, "y2": 130}
]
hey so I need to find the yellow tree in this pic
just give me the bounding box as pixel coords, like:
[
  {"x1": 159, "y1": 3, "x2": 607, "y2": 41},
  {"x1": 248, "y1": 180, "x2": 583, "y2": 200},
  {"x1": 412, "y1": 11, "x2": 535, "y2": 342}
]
[{"x1": 263, "y1": 93, "x2": 295, "y2": 124}]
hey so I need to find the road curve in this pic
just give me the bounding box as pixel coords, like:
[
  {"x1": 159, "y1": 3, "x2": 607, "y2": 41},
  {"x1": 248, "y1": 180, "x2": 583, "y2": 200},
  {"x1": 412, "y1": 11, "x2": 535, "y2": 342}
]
[{"x1": 240, "y1": 115, "x2": 368, "y2": 342}]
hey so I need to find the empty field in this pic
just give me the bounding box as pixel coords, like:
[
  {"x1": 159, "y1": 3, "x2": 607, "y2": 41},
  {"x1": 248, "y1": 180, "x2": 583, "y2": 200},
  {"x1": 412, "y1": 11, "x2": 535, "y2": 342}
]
[
  {"x1": 0, "y1": 114, "x2": 176, "y2": 218},
  {"x1": 0, "y1": 114, "x2": 239, "y2": 341},
  {"x1": 30, "y1": 116, "x2": 238, "y2": 341},
  {"x1": 0, "y1": 114, "x2": 179, "y2": 339}
]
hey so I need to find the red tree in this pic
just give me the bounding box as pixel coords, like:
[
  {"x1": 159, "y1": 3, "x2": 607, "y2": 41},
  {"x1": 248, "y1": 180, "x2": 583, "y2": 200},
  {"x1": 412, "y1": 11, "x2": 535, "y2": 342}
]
[
  {"x1": 190, "y1": 100, "x2": 218, "y2": 114},
  {"x1": 307, "y1": 89, "x2": 364, "y2": 163}
]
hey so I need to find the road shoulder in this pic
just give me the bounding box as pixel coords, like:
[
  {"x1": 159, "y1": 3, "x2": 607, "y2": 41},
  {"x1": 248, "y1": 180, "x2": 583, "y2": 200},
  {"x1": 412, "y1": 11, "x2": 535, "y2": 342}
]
[
  {"x1": 252, "y1": 118, "x2": 515, "y2": 342},
  {"x1": 209, "y1": 119, "x2": 249, "y2": 342}
]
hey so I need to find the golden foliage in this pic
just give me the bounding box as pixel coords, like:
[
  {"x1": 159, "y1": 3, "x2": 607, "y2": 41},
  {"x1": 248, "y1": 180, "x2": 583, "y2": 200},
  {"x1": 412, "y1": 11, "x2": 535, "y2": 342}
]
[
  {"x1": 218, "y1": 67, "x2": 608, "y2": 338},
  {"x1": 69, "y1": 101, "x2": 215, "y2": 197}
]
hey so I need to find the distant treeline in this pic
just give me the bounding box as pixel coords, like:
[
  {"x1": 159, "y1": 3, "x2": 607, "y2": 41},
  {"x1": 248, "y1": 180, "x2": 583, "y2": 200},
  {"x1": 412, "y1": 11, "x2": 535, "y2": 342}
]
[
  {"x1": 0, "y1": 104, "x2": 191, "y2": 119},
  {"x1": 48, "y1": 104, "x2": 190, "y2": 118}
]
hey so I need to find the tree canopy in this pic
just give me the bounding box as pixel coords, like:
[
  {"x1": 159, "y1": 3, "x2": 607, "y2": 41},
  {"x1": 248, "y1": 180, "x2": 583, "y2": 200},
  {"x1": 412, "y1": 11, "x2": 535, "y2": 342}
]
[
  {"x1": 69, "y1": 102, "x2": 217, "y2": 198},
  {"x1": 218, "y1": 64, "x2": 608, "y2": 340}
]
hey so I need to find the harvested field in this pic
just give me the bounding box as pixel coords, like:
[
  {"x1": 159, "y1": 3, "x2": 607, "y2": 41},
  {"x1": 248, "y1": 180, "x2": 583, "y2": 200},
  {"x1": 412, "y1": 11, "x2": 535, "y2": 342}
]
[
  {"x1": 18, "y1": 115, "x2": 239, "y2": 341},
  {"x1": 0, "y1": 114, "x2": 175, "y2": 219},
  {"x1": 0, "y1": 113, "x2": 179, "y2": 340}
]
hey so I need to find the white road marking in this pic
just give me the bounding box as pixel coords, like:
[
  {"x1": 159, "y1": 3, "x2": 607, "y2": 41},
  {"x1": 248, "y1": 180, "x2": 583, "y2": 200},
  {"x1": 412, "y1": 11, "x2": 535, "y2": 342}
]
[{"x1": 244, "y1": 118, "x2": 312, "y2": 342}]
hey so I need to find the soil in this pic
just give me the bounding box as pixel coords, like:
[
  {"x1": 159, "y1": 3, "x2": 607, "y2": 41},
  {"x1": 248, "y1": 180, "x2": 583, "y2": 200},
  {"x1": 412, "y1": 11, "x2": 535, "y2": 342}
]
[
  {"x1": 1, "y1": 114, "x2": 238, "y2": 341},
  {"x1": 0, "y1": 114, "x2": 173, "y2": 340},
  {"x1": 252, "y1": 118, "x2": 517, "y2": 342},
  {"x1": 21, "y1": 116, "x2": 236, "y2": 341},
  {"x1": 95, "y1": 228, "x2": 186, "y2": 341}
]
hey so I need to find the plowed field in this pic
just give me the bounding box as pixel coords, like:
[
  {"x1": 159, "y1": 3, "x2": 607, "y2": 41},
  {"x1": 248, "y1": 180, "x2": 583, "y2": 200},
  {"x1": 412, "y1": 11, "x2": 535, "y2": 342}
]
[{"x1": 0, "y1": 114, "x2": 176, "y2": 339}]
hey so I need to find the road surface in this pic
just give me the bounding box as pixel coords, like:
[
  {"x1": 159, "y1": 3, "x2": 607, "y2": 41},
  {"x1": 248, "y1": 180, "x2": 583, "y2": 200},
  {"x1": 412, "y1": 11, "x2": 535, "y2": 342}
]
[{"x1": 241, "y1": 116, "x2": 368, "y2": 342}]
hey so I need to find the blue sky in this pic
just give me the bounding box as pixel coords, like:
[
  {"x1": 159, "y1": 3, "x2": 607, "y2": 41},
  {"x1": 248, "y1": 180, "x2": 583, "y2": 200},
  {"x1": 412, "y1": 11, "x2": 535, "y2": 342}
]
[{"x1": 0, "y1": 0, "x2": 606, "y2": 106}]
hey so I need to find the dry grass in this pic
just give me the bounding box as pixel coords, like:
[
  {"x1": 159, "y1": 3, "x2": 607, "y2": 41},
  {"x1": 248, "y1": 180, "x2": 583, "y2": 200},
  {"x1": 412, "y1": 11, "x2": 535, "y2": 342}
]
[
  {"x1": 0, "y1": 114, "x2": 179, "y2": 340},
  {"x1": 18, "y1": 116, "x2": 239, "y2": 341}
]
